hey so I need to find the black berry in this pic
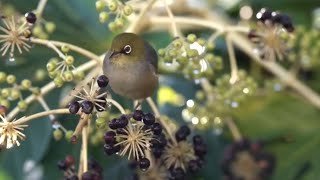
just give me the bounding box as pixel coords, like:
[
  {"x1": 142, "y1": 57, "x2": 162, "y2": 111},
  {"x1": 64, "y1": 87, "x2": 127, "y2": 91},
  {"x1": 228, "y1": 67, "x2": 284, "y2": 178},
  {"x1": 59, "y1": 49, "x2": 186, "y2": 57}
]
[
  {"x1": 82, "y1": 171, "x2": 94, "y2": 180},
  {"x1": 175, "y1": 125, "x2": 190, "y2": 141},
  {"x1": 68, "y1": 175, "x2": 79, "y2": 180},
  {"x1": 69, "y1": 101, "x2": 80, "y2": 114},
  {"x1": 143, "y1": 113, "x2": 155, "y2": 125},
  {"x1": 193, "y1": 135, "x2": 204, "y2": 145},
  {"x1": 188, "y1": 160, "x2": 201, "y2": 173},
  {"x1": 95, "y1": 97, "x2": 106, "y2": 112},
  {"x1": 152, "y1": 123, "x2": 162, "y2": 135},
  {"x1": 158, "y1": 133, "x2": 167, "y2": 148},
  {"x1": 152, "y1": 148, "x2": 163, "y2": 158},
  {"x1": 104, "y1": 131, "x2": 116, "y2": 144},
  {"x1": 81, "y1": 100, "x2": 94, "y2": 114},
  {"x1": 97, "y1": 75, "x2": 109, "y2": 88},
  {"x1": 256, "y1": 8, "x2": 272, "y2": 22},
  {"x1": 109, "y1": 118, "x2": 118, "y2": 129},
  {"x1": 170, "y1": 168, "x2": 185, "y2": 180},
  {"x1": 117, "y1": 115, "x2": 128, "y2": 128},
  {"x1": 57, "y1": 160, "x2": 68, "y2": 171},
  {"x1": 132, "y1": 110, "x2": 144, "y2": 121},
  {"x1": 104, "y1": 144, "x2": 114, "y2": 155},
  {"x1": 65, "y1": 155, "x2": 75, "y2": 167},
  {"x1": 116, "y1": 128, "x2": 127, "y2": 135},
  {"x1": 139, "y1": 158, "x2": 150, "y2": 171},
  {"x1": 25, "y1": 12, "x2": 37, "y2": 24},
  {"x1": 194, "y1": 143, "x2": 207, "y2": 157},
  {"x1": 88, "y1": 159, "x2": 103, "y2": 174}
]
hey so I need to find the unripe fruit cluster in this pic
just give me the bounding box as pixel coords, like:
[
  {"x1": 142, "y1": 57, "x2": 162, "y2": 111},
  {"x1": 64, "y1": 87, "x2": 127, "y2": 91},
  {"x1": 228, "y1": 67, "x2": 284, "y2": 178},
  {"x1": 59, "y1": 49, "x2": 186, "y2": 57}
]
[{"x1": 158, "y1": 34, "x2": 223, "y2": 80}]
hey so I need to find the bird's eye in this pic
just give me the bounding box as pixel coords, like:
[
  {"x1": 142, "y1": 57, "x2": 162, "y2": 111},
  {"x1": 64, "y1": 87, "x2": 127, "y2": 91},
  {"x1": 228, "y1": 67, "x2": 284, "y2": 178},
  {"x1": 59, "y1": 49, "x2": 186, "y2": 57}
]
[{"x1": 123, "y1": 45, "x2": 132, "y2": 54}]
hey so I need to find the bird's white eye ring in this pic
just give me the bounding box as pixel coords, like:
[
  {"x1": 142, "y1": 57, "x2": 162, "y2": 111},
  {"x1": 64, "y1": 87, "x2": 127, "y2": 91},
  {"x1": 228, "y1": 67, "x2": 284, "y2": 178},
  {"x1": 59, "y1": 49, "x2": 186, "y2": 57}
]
[{"x1": 123, "y1": 45, "x2": 132, "y2": 54}]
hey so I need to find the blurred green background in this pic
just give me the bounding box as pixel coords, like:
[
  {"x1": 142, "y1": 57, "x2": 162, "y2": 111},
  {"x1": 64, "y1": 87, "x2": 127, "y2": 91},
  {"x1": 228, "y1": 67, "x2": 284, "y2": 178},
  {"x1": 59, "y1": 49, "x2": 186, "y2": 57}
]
[{"x1": 0, "y1": 0, "x2": 320, "y2": 179}]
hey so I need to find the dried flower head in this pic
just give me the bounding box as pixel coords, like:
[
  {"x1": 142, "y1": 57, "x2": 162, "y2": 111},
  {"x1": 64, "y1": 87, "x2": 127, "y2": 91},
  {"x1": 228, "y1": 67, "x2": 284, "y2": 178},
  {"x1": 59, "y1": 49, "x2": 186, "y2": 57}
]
[
  {"x1": 0, "y1": 16, "x2": 31, "y2": 58},
  {"x1": 116, "y1": 122, "x2": 154, "y2": 160},
  {"x1": 0, "y1": 114, "x2": 27, "y2": 149},
  {"x1": 162, "y1": 141, "x2": 196, "y2": 170},
  {"x1": 70, "y1": 75, "x2": 110, "y2": 114},
  {"x1": 249, "y1": 8, "x2": 295, "y2": 61}
]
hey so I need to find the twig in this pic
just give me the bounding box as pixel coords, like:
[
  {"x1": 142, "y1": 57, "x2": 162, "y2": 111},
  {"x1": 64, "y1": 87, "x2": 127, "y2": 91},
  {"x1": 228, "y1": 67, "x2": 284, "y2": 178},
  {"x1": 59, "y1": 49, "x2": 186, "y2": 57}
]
[
  {"x1": 163, "y1": 0, "x2": 179, "y2": 37},
  {"x1": 13, "y1": 108, "x2": 70, "y2": 125},
  {"x1": 82, "y1": 125, "x2": 88, "y2": 172},
  {"x1": 226, "y1": 34, "x2": 238, "y2": 84},
  {"x1": 126, "y1": 0, "x2": 157, "y2": 33},
  {"x1": 225, "y1": 117, "x2": 242, "y2": 141},
  {"x1": 146, "y1": 97, "x2": 176, "y2": 144},
  {"x1": 35, "y1": 0, "x2": 48, "y2": 18}
]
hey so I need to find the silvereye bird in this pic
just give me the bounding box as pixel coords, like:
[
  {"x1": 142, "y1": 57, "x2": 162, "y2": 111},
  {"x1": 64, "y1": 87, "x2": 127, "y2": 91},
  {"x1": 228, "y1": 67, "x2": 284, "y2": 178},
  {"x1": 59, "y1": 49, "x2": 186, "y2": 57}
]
[{"x1": 103, "y1": 33, "x2": 158, "y2": 100}]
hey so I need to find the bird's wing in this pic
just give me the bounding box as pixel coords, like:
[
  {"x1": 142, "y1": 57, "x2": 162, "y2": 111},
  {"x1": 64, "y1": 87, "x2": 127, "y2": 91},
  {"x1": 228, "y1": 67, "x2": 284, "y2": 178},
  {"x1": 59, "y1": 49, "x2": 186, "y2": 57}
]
[{"x1": 144, "y1": 41, "x2": 158, "y2": 73}]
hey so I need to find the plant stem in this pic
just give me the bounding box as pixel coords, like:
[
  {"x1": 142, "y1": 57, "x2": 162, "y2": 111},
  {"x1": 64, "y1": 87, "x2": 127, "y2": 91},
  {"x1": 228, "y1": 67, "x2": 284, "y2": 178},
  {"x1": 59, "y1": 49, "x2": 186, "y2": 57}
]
[
  {"x1": 225, "y1": 117, "x2": 242, "y2": 141},
  {"x1": 27, "y1": 38, "x2": 102, "y2": 64},
  {"x1": 36, "y1": 0, "x2": 48, "y2": 18},
  {"x1": 164, "y1": 0, "x2": 179, "y2": 37},
  {"x1": 146, "y1": 97, "x2": 176, "y2": 144},
  {"x1": 13, "y1": 108, "x2": 70, "y2": 125},
  {"x1": 126, "y1": 0, "x2": 157, "y2": 33},
  {"x1": 82, "y1": 125, "x2": 88, "y2": 172},
  {"x1": 226, "y1": 34, "x2": 238, "y2": 84}
]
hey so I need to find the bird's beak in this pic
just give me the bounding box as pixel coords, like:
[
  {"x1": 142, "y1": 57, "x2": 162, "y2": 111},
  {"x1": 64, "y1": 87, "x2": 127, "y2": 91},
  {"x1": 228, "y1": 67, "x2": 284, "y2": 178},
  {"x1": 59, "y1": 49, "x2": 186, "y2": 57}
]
[{"x1": 109, "y1": 50, "x2": 120, "y2": 59}]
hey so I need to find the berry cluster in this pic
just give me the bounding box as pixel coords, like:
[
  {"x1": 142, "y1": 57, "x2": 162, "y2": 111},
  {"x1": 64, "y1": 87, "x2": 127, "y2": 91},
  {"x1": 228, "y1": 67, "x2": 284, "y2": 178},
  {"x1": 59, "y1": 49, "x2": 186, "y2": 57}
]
[
  {"x1": 26, "y1": 11, "x2": 56, "y2": 40},
  {"x1": 95, "y1": 0, "x2": 133, "y2": 32},
  {"x1": 158, "y1": 34, "x2": 223, "y2": 81},
  {"x1": 182, "y1": 70, "x2": 257, "y2": 130},
  {"x1": 68, "y1": 75, "x2": 110, "y2": 114},
  {"x1": 104, "y1": 110, "x2": 161, "y2": 171},
  {"x1": 47, "y1": 54, "x2": 85, "y2": 87},
  {"x1": 0, "y1": 72, "x2": 40, "y2": 111},
  {"x1": 221, "y1": 139, "x2": 276, "y2": 180},
  {"x1": 249, "y1": 8, "x2": 295, "y2": 61},
  {"x1": 128, "y1": 125, "x2": 206, "y2": 180},
  {"x1": 57, "y1": 156, "x2": 103, "y2": 180}
]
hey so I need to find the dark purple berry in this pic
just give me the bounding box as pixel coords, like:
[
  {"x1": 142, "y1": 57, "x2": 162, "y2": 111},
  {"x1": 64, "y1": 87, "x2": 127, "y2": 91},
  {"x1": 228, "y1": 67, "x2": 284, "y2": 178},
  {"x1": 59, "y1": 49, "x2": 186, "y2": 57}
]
[
  {"x1": 188, "y1": 160, "x2": 201, "y2": 173},
  {"x1": 152, "y1": 123, "x2": 162, "y2": 135},
  {"x1": 57, "y1": 160, "x2": 68, "y2": 171},
  {"x1": 132, "y1": 110, "x2": 144, "y2": 121},
  {"x1": 116, "y1": 128, "x2": 127, "y2": 135},
  {"x1": 82, "y1": 171, "x2": 94, "y2": 180},
  {"x1": 271, "y1": 12, "x2": 282, "y2": 24},
  {"x1": 150, "y1": 139, "x2": 160, "y2": 148},
  {"x1": 170, "y1": 168, "x2": 185, "y2": 180},
  {"x1": 88, "y1": 159, "x2": 103, "y2": 174},
  {"x1": 69, "y1": 101, "x2": 80, "y2": 114},
  {"x1": 279, "y1": 14, "x2": 294, "y2": 32},
  {"x1": 117, "y1": 115, "x2": 128, "y2": 128},
  {"x1": 81, "y1": 100, "x2": 94, "y2": 114},
  {"x1": 175, "y1": 125, "x2": 190, "y2": 141},
  {"x1": 256, "y1": 8, "x2": 272, "y2": 21},
  {"x1": 25, "y1": 12, "x2": 36, "y2": 24},
  {"x1": 104, "y1": 144, "x2": 114, "y2": 155},
  {"x1": 104, "y1": 131, "x2": 116, "y2": 144},
  {"x1": 158, "y1": 133, "x2": 167, "y2": 147},
  {"x1": 143, "y1": 113, "x2": 155, "y2": 125},
  {"x1": 95, "y1": 97, "x2": 106, "y2": 112},
  {"x1": 193, "y1": 135, "x2": 204, "y2": 145},
  {"x1": 65, "y1": 155, "x2": 75, "y2": 167},
  {"x1": 139, "y1": 158, "x2": 150, "y2": 171},
  {"x1": 97, "y1": 75, "x2": 109, "y2": 88},
  {"x1": 113, "y1": 142, "x2": 121, "y2": 153},
  {"x1": 152, "y1": 148, "x2": 163, "y2": 158},
  {"x1": 194, "y1": 143, "x2": 207, "y2": 157},
  {"x1": 109, "y1": 118, "x2": 118, "y2": 129}
]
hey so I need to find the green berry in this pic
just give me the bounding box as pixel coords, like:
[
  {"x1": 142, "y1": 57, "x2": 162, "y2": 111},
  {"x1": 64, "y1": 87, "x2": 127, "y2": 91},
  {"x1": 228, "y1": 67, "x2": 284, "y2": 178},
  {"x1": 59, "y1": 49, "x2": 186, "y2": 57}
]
[
  {"x1": 205, "y1": 54, "x2": 214, "y2": 62},
  {"x1": 63, "y1": 71, "x2": 74, "y2": 82},
  {"x1": 0, "y1": 72, "x2": 7, "y2": 83},
  {"x1": 31, "y1": 87, "x2": 41, "y2": 95},
  {"x1": 95, "y1": 0, "x2": 106, "y2": 12},
  {"x1": 96, "y1": 117, "x2": 106, "y2": 129},
  {"x1": 47, "y1": 61, "x2": 57, "y2": 72},
  {"x1": 173, "y1": 39, "x2": 183, "y2": 49},
  {"x1": 54, "y1": 77, "x2": 64, "y2": 87},
  {"x1": 98, "y1": 111, "x2": 109, "y2": 118},
  {"x1": 10, "y1": 89, "x2": 20, "y2": 100},
  {"x1": 0, "y1": 99, "x2": 10, "y2": 108},
  {"x1": 158, "y1": 49, "x2": 166, "y2": 57},
  {"x1": 123, "y1": 5, "x2": 133, "y2": 16},
  {"x1": 108, "y1": 22, "x2": 117, "y2": 32},
  {"x1": 64, "y1": 55, "x2": 74, "y2": 66},
  {"x1": 61, "y1": 45, "x2": 70, "y2": 53},
  {"x1": 48, "y1": 71, "x2": 58, "y2": 79},
  {"x1": 35, "y1": 69, "x2": 46, "y2": 81},
  {"x1": 74, "y1": 71, "x2": 85, "y2": 80},
  {"x1": 187, "y1": 34, "x2": 197, "y2": 43},
  {"x1": 32, "y1": 25, "x2": 42, "y2": 36},
  {"x1": 53, "y1": 129, "x2": 63, "y2": 141},
  {"x1": 168, "y1": 49, "x2": 177, "y2": 58},
  {"x1": 206, "y1": 42, "x2": 215, "y2": 50},
  {"x1": 115, "y1": 18, "x2": 124, "y2": 28},
  {"x1": 197, "y1": 38, "x2": 206, "y2": 46},
  {"x1": 108, "y1": 1, "x2": 118, "y2": 12},
  {"x1": 1, "y1": 88, "x2": 10, "y2": 98},
  {"x1": 18, "y1": 100, "x2": 28, "y2": 111},
  {"x1": 21, "y1": 79, "x2": 32, "y2": 90},
  {"x1": 45, "y1": 22, "x2": 56, "y2": 33},
  {"x1": 65, "y1": 130, "x2": 74, "y2": 141},
  {"x1": 99, "y1": 11, "x2": 109, "y2": 23},
  {"x1": 187, "y1": 49, "x2": 199, "y2": 58},
  {"x1": 6, "y1": 75, "x2": 16, "y2": 84}
]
